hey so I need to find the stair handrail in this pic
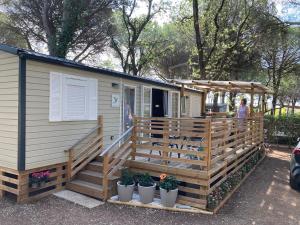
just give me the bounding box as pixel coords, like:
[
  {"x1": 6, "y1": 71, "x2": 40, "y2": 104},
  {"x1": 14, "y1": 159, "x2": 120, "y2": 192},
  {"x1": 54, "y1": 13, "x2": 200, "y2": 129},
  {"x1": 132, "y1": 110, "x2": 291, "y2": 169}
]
[
  {"x1": 65, "y1": 124, "x2": 102, "y2": 152},
  {"x1": 66, "y1": 116, "x2": 104, "y2": 180},
  {"x1": 101, "y1": 126, "x2": 134, "y2": 200},
  {"x1": 100, "y1": 126, "x2": 133, "y2": 157}
]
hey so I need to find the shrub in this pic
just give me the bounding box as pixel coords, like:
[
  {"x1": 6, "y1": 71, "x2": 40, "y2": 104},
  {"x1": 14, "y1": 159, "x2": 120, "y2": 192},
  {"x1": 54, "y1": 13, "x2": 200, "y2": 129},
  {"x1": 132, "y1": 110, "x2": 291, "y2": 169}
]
[
  {"x1": 120, "y1": 170, "x2": 134, "y2": 186},
  {"x1": 207, "y1": 150, "x2": 264, "y2": 210},
  {"x1": 264, "y1": 114, "x2": 300, "y2": 145},
  {"x1": 137, "y1": 173, "x2": 155, "y2": 187}
]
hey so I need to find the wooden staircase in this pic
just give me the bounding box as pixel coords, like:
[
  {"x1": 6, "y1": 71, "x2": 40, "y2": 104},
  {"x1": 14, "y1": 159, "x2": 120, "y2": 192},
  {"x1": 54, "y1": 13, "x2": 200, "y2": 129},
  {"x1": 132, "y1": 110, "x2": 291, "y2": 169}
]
[
  {"x1": 66, "y1": 158, "x2": 119, "y2": 199},
  {"x1": 65, "y1": 116, "x2": 134, "y2": 201}
]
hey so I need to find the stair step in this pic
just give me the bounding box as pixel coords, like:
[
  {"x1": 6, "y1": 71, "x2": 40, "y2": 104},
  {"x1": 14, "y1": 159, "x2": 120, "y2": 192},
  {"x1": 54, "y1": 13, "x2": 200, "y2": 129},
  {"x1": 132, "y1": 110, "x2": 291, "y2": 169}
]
[
  {"x1": 66, "y1": 179, "x2": 104, "y2": 199},
  {"x1": 86, "y1": 161, "x2": 103, "y2": 172},
  {"x1": 80, "y1": 170, "x2": 119, "y2": 180}
]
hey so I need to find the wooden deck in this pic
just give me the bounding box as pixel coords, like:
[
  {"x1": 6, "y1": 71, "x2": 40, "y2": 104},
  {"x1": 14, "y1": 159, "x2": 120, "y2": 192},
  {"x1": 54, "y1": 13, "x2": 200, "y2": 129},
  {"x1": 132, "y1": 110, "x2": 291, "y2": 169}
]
[{"x1": 127, "y1": 116, "x2": 264, "y2": 210}]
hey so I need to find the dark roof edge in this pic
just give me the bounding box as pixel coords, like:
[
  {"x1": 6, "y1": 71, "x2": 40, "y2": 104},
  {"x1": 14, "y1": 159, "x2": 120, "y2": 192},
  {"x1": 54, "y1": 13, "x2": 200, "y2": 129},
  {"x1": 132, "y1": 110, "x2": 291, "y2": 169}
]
[{"x1": 0, "y1": 44, "x2": 202, "y2": 93}]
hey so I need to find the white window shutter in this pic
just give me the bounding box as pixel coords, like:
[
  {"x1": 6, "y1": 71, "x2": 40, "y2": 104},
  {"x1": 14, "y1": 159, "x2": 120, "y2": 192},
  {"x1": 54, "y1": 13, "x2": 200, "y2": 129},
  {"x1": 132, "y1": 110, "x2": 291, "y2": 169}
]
[
  {"x1": 88, "y1": 78, "x2": 98, "y2": 120},
  {"x1": 49, "y1": 73, "x2": 62, "y2": 121}
]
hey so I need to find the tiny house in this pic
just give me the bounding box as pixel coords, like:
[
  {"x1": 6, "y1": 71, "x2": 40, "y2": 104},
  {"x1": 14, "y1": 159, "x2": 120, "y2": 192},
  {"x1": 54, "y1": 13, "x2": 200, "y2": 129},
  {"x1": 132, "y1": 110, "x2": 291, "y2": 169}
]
[{"x1": 0, "y1": 44, "x2": 204, "y2": 202}]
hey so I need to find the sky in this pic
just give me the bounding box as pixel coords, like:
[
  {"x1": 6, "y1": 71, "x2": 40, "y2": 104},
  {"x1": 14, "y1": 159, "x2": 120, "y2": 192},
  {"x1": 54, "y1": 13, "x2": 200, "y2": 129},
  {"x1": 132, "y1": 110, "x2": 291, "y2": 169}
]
[{"x1": 271, "y1": 0, "x2": 300, "y2": 23}]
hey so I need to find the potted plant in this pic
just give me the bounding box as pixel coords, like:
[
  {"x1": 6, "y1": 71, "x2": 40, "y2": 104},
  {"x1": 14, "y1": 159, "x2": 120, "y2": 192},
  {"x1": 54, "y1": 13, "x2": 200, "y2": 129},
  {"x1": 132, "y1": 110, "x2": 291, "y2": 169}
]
[
  {"x1": 137, "y1": 173, "x2": 156, "y2": 204},
  {"x1": 30, "y1": 172, "x2": 41, "y2": 188},
  {"x1": 117, "y1": 170, "x2": 135, "y2": 202},
  {"x1": 40, "y1": 170, "x2": 50, "y2": 186},
  {"x1": 159, "y1": 174, "x2": 179, "y2": 207}
]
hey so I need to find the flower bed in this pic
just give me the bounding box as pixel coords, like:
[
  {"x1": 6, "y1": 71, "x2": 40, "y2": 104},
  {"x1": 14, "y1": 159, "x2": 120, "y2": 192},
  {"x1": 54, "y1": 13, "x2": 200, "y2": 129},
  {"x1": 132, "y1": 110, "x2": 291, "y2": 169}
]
[{"x1": 207, "y1": 149, "x2": 265, "y2": 210}]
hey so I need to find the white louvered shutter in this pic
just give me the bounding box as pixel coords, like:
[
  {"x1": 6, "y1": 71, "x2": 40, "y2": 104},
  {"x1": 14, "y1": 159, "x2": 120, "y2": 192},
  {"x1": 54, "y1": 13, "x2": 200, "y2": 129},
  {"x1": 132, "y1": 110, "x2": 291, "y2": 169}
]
[
  {"x1": 62, "y1": 76, "x2": 89, "y2": 121},
  {"x1": 88, "y1": 78, "x2": 98, "y2": 120},
  {"x1": 49, "y1": 73, "x2": 63, "y2": 121}
]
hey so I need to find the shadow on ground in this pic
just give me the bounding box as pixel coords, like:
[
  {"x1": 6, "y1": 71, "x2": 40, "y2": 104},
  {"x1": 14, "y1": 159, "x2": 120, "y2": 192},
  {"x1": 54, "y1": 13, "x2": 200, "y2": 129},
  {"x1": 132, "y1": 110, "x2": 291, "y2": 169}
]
[{"x1": 0, "y1": 147, "x2": 299, "y2": 225}]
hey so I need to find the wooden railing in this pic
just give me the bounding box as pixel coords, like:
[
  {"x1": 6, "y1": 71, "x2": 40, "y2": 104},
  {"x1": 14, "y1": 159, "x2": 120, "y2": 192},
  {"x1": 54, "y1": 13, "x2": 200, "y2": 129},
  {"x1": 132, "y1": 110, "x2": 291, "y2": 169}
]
[
  {"x1": 127, "y1": 115, "x2": 264, "y2": 209},
  {"x1": 101, "y1": 127, "x2": 134, "y2": 200},
  {"x1": 132, "y1": 117, "x2": 211, "y2": 170},
  {"x1": 65, "y1": 116, "x2": 104, "y2": 180}
]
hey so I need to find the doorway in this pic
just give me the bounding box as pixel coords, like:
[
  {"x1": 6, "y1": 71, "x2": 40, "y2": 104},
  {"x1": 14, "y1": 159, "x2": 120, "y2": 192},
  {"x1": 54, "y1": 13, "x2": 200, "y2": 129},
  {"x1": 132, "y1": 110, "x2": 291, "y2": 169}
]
[
  {"x1": 123, "y1": 86, "x2": 135, "y2": 131},
  {"x1": 152, "y1": 88, "x2": 168, "y2": 118}
]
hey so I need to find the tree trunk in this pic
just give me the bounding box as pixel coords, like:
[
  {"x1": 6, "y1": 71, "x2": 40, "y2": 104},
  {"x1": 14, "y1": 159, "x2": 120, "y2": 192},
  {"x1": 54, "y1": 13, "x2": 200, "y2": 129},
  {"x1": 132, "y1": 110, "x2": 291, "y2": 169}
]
[
  {"x1": 229, "y1": 92, "x2": 237, "y2": 111},
  {"x1": 271, "y1": 95, "x2": 277, "y2": 116},
  {"x1": 212, "y1": 92, "x2": 219, "y2": 112},
  {"x1": 192, "y1": 0, "x2": 206, "y2": 79},
  {"x1": 291, "y1": 99, "x2": 296, "y2": 115}
]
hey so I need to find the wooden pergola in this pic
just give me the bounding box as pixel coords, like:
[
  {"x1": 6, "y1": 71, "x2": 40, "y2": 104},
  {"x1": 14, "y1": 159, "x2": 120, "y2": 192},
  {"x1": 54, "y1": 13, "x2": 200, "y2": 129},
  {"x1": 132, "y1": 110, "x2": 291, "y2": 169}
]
[{"x1": 170, "y1": 79, "x2": 273, "y2": 116}]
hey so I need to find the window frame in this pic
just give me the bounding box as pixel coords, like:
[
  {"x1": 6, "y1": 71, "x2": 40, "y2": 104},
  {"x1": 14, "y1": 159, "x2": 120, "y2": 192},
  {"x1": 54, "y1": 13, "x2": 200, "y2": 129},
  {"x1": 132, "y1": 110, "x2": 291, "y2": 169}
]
[{"x1": 49, "y1": 72, "x2": 98, "y2": 122}]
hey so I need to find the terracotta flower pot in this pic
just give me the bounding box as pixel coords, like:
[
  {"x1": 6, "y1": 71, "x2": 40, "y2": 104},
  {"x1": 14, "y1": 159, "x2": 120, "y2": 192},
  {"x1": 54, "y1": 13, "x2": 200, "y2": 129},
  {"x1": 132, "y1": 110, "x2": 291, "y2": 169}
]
[
  {"x1": 160, "y1": 188, "x2": 178, "y2": 207},
  {"x1": 117, "y1": 181, "x2": 134, "y2": 202},
  {"x1": 138, "y1": 183, "x2": 156, "y2": 204}
]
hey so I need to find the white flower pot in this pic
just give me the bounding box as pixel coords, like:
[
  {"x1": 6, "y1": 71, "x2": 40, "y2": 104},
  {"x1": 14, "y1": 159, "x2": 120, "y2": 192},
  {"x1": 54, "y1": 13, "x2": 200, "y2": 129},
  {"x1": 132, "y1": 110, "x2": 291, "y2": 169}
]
[
  {"x1": 160, "y1": 188, "x2": 178, "y2": 208},
  {"x1": 138, "y1": 183, "x2": 156, "y2": 204},
  {"x1": 117, "y1": 181, "x2": 135, "y2": 202}
]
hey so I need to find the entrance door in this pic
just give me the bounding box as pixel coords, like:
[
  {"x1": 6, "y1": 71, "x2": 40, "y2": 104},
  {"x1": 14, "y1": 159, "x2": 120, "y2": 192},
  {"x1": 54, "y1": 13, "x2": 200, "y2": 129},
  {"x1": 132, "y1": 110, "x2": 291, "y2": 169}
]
[
  {"x1": 123, "y1": 86, "x2": 135, "y2": 131},
  {"x1": 152, "y1": 89, "x2": 168, "y2": 117}
]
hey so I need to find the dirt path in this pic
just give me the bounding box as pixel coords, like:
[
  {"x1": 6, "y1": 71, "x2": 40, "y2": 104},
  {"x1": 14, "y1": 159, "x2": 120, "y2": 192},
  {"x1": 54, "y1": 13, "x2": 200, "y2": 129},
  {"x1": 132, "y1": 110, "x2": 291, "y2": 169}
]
[{"x1": 0, "y1": 148, "x2": 299, "y2": 225}]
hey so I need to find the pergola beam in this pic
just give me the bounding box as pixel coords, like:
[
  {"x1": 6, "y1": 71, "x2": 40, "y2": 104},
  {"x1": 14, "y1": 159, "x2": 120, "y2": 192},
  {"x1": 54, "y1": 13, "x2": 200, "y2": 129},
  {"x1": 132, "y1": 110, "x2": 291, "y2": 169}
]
[{"x1": 169, "y1": 79, "x2": 273, "y2": 94}]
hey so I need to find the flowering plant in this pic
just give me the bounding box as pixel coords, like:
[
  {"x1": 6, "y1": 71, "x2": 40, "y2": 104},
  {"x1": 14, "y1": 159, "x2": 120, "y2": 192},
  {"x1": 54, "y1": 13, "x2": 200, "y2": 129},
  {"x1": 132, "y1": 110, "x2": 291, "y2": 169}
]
[
  {"x1": 159, "y1": 174, "x2": 178, "y2": 192},
  {"x1": 30, "y1": 170, "x2": 50, "y2": 186}
]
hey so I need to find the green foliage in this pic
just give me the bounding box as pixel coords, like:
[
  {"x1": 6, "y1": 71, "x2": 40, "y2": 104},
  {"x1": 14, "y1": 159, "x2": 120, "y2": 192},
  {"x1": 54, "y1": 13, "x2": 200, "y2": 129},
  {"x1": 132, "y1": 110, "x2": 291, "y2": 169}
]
[
  {"x1": 4, "y1": 0, "x2": 113, "y2": 60},
  {"x1": 136, "y1": 173, "x2": 155, "y2": 187},
  {"x1": 160, "y1": 175, "x2": 178, "y2": 192},
  {"x1": 120, "y1": 169, "x2": 134, "y2": 186},
  {"x1": 207, "y1": 150, "x2": 264, "y2": 210},
  {"x1": 264, "y1": 114, "x2": 300, "y2": 145}
]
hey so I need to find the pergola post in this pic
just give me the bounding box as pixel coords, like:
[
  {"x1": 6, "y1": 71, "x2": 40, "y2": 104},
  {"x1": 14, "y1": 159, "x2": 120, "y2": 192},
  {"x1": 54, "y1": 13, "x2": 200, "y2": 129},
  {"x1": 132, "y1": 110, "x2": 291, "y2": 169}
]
[
  {"x1": 250, "y1": 84, "x2": 254, "y2": 117},
  {"x1": 262, "y1": 92, "x2": 266, "y2": 114},
  {"x1": 201, "y1": 91, "x2": 207, "y2": 115}
]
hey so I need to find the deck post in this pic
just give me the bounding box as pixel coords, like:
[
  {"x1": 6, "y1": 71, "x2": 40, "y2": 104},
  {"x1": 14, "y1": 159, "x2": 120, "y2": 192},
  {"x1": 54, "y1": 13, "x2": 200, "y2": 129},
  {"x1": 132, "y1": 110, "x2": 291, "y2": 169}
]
[
  {"x1": 67, "y1": 149, "x2": 73, "y2": 181},
  {"x1": 102, "y1": 154, "x2": 110, "y2": 200},
  {"x1": 0, "y1": 169, "x2": 4, "y2": 199},
  {"x1": 162, "y1": 119, "x2": 169, "y2": 165},
  {"x1": 207, "y1": 119, "x2": 212, "y2": 170},
  {"x1": 131, "y1": 117, "x2": 137, "y2": 160},
  {"x1": 98, "y1": 115, "x2": 103, "y2": 136},
  {"x1": 17, "y1": 173, "x2": 29, "y2": 203}
]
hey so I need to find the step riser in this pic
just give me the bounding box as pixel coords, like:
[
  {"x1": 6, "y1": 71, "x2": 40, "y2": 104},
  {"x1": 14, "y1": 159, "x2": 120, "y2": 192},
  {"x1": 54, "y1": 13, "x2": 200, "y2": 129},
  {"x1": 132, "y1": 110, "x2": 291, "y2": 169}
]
[
  {"x1": 77, "y1": 173, "x2": 105, "y2": 185},
  {"x1": 66, "y1": 183, "x2": 104, "y2": 200},
  {"x1": 85, "y1": 164, "x2": 103, "y2": 172}
]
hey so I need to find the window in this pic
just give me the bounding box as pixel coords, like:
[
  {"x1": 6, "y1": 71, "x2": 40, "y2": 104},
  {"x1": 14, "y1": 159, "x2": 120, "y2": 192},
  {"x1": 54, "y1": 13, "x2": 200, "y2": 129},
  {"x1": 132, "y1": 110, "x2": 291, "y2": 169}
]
[
  {"x1": 142, "y1": 86, "x2": 152, "y2": 117},
  {"x1": 181, "y1": 96, "x2": 188, "y2": 115},
  {"x1": 49, "y1": 72, "x2": 98, "y2": 121}
]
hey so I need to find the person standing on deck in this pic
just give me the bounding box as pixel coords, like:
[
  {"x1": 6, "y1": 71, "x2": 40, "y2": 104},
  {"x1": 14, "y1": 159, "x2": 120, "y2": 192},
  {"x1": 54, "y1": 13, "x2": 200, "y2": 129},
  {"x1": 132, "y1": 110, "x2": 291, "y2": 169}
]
[{"x1": 237, "y1": 98, "x2": 249, "y2": 133}]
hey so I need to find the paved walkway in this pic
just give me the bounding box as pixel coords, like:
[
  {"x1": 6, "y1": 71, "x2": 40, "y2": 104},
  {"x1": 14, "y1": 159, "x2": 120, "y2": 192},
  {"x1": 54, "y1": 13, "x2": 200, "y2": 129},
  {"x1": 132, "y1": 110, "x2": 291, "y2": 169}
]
[{"x1": 0, "y1": 148, "x2": 299, "y2": 225}]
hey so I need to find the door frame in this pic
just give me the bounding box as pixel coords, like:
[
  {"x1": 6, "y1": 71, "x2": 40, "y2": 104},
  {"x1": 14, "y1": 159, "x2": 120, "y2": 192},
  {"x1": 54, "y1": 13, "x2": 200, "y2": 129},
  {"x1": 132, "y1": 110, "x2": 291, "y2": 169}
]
[
  {"x1": 168, "y1": 91, "x2": 180, "y2": 118},
  {"x1": 141, "y1": 85, "x2": 152, "y2": 117},
  {"x1": 122, "y1": 84, "x2": 137, "y2": 131}
]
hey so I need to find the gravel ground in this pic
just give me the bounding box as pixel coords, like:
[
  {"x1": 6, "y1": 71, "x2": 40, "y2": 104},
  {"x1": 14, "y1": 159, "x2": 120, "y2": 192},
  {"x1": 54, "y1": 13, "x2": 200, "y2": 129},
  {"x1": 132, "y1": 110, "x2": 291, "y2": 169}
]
[{"x1": 0, "y1": 147, "x2": 299, "y2": 225}]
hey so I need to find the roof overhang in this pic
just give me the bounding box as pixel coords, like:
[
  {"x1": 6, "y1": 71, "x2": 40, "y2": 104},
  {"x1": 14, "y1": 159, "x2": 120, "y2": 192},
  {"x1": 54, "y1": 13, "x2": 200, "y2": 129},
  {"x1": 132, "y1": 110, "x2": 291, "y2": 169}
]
[{"x1": 169, "y1": 79, "x2": 273, "y2": 94}]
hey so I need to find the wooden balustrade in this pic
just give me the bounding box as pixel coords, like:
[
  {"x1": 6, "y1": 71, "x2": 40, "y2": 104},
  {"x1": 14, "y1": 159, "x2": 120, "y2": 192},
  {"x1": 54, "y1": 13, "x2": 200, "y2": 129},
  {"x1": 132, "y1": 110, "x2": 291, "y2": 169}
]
[
  {"x1": 101, "y1": 127, "x2": 134, "y2": 200},
  {"x1": 65, "y1": 116, "x2": 104, "y2": 180},
  {"x1": 129, "y1": 115, "x2": 264, "y2": 210}
]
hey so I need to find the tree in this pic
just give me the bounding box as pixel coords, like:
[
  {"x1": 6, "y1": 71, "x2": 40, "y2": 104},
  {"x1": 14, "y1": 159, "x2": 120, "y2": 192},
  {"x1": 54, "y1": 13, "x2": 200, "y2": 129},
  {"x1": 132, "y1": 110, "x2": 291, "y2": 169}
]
[
  {"x1": 110, "y1": 0, "x2": 167, "y2": 76},
  {"x1": 4, "y1": 0, "x2": 114, "y2": 61},
  {"x1": 261, "y1": 26, "x2": 300, "y2": 115},
  {"x1": 151, "y1": 22, "x2": 194, "y2": 79},
  {"x1": 0, "y1": 12, "x2": 27, "y2": 47}
]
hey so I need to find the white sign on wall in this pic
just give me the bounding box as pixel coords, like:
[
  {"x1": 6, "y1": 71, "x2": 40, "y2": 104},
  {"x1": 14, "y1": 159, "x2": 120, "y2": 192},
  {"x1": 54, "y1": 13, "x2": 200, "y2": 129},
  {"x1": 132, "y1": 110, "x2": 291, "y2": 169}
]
[{"x1": 112, "y1": 94, "x2": 120, "y2": 107}]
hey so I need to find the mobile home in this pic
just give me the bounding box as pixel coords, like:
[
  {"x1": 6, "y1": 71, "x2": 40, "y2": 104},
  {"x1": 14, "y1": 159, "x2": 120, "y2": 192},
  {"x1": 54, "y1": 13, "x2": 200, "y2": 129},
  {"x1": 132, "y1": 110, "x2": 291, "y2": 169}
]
[{"x1": 0, "y1": 44, "x2": 204, "y2": 202}]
